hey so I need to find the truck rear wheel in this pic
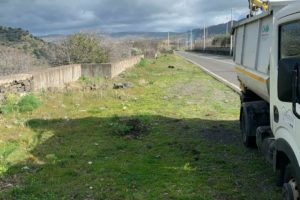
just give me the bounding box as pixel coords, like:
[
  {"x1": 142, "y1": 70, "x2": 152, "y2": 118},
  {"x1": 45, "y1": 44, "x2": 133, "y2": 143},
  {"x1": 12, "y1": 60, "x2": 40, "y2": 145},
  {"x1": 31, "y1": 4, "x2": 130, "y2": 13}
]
[
  {"x1": 241, "y1": 107, "x2": 256, "y2": 147},
  {"x1": 282, "y1": 164, "x2": 299, "y2": 200}
]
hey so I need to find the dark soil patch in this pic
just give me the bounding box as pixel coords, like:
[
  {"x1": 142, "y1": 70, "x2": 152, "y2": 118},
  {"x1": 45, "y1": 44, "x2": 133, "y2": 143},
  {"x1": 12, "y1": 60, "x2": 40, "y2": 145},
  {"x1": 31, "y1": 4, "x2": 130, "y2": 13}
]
[
  {"x1": 200, "y1": 128, "x2": 240, "y2": 145},
  {"x1": 111, "y1": 117, "x2": 148, "y2": 139}
]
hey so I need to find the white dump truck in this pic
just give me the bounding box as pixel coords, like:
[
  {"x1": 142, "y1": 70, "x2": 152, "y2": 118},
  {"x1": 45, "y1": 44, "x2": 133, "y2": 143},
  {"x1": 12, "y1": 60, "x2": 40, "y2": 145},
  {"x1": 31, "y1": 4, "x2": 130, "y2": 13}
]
[{"x1": 233, "y1": 0, "x2": 300, "y2": 199}]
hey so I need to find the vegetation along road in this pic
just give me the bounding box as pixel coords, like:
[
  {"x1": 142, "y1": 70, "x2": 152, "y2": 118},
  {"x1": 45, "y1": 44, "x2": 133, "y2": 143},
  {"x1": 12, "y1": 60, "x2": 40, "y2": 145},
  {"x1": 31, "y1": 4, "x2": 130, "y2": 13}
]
[{"x1": 0, "y1": 54, "x2": 280, "y2": 199}]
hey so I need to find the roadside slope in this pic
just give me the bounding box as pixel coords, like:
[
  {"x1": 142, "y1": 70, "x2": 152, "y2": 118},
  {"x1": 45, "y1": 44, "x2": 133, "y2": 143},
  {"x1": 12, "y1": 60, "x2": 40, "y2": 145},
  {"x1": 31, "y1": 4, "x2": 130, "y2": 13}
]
[{"x1": 0, "y1": 54, "x2": 280, "y2": 199}]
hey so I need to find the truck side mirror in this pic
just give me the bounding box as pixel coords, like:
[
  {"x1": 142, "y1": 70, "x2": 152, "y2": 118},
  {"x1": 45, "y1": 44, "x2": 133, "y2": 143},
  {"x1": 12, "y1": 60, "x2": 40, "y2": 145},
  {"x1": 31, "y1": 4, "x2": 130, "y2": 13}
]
[{"x1": 278, "y1": 58, "x2": 300, "y2": 102}]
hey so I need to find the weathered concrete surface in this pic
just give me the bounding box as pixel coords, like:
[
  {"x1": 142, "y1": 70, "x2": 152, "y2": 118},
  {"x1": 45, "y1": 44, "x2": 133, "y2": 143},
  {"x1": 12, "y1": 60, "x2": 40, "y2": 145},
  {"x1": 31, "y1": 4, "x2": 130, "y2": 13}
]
[
  {"x1": 31, "y1": 64, "x2": 82, "y2": 91},
  {"x1": 82, "y1": 55, "x2": 143, "y2": 79},
  {"x1": 81, "y1": 63, "x2": 112, "y2": 78},
  {"x1": 111, "y1": 55, "x2": 144, "y2": 78},
  {"x1": 0, "y1": 56, "x2": 143, "y2": 97}
]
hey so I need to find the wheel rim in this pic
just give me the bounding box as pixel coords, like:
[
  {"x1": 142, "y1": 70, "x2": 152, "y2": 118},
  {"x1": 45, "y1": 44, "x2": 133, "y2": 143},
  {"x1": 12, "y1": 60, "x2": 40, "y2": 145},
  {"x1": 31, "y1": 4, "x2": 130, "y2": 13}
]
[{"x1": 283, "y1": 179, "x2": 299, "y2": 200}]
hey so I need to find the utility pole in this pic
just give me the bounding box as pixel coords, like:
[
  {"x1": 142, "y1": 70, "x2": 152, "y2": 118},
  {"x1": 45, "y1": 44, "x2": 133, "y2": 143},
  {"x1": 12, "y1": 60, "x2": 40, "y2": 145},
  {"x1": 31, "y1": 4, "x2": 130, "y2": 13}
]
[
  {"x1": 230, "y1": 8, "x2": 233, "y2": 55},
  {"x1": 226, "y1": 17, "x2": 229, "y2": 35},
  {"x1": 168, "y1": 32, "x2": 170, "y2": 49},
  {"x1": 186, "y1": 32, "x2": 189, "y2": 50},
  {"x1": 190, "y1": 30, "x2": 193, "y2": 50},
  {"x1": 203, "y1": 24, "x2": 206, "y2": 51}
]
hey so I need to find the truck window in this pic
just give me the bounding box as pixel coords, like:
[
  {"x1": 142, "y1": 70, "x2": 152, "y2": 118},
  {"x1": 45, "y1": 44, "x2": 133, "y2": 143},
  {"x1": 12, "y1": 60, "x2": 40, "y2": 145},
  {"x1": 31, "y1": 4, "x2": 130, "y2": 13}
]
[{"x1": 280, "y1": 21, "x2": 300, "y2": 60}]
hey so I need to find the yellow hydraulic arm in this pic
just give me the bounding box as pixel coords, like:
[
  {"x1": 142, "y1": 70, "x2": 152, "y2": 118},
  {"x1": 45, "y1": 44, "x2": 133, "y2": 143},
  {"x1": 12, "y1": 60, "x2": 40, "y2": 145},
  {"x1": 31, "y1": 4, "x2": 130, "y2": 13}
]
[{"x1": 249, "y1": 0, "x2": 269, "y2": 12}]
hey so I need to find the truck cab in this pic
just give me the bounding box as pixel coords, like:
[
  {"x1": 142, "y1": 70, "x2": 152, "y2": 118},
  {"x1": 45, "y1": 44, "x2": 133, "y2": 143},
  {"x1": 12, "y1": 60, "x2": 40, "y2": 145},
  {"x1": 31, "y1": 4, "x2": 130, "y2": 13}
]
[
  {"x1": 233, "y1": 1, "x2": 300, "y2": 199},
  {"x1": 271, "y1": 3, "x2": 300, "y2": 198}
]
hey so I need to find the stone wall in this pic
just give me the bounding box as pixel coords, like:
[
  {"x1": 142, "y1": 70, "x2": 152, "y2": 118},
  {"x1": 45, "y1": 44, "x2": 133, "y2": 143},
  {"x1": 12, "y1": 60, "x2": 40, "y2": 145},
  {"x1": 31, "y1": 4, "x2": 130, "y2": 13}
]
[{"x1": 0, "y1": 74, "x2": 33, "y2": 101}]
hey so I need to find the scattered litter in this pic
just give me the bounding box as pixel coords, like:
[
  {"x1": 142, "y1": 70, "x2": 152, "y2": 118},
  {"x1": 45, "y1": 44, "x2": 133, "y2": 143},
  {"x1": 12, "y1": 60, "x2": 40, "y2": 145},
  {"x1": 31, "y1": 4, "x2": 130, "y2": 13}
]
[{"x1": 113, "y1": 83, "x2": 134, "y2": 89}]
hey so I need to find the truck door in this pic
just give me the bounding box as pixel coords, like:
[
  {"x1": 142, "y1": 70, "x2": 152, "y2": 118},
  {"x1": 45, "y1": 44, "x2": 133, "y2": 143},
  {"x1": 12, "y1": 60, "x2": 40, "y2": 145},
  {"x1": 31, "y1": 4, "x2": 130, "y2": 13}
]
[{"x1": 274, "y1": 17, "x2": 300, "y2": 168}]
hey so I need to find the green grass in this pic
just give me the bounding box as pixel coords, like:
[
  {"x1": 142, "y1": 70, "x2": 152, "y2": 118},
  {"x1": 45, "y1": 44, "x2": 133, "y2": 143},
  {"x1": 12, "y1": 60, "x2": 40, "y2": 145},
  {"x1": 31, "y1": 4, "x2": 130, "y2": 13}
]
[
  {"x1": 0, "y1": 54, "x2": 281, "y2": 199},
  {"x1": 0, "y1": 94, "x2": 41, "y2": 114},
  {"x1": 136, "y1": 58, "x2": 148, "y2": 67}
]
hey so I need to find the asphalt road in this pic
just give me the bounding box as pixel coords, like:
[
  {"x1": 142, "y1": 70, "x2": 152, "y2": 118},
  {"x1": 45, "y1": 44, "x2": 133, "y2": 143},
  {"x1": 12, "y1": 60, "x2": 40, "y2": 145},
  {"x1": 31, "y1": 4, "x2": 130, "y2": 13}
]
[{"x1": 175, "y1": 51, "x2": 240, "y2": 92}]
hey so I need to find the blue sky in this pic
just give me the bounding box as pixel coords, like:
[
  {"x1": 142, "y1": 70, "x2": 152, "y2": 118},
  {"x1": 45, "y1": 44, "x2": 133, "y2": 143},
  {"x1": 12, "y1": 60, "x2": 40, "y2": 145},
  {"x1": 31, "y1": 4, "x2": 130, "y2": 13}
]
[{"x1": 0, "y1": 0, "x2": 249, "y2": 35}]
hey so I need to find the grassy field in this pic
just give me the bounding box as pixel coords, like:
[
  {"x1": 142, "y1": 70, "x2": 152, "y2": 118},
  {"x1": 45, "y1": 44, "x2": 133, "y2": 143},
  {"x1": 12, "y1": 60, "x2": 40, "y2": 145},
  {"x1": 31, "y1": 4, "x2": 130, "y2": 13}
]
[{"x1": 0, "y1": 54, "x2": 280, "y2": 199}]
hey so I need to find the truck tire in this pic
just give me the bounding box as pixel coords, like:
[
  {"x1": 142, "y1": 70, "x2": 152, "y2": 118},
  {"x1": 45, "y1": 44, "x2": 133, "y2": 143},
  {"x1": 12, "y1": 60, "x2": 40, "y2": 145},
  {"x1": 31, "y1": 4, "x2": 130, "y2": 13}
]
[
  {"x1": 241, "y1": 107, "x2": 256, "y2": 147},
  {"x1": 282, "y1": 164, "x2": 299, "y2": 200}
]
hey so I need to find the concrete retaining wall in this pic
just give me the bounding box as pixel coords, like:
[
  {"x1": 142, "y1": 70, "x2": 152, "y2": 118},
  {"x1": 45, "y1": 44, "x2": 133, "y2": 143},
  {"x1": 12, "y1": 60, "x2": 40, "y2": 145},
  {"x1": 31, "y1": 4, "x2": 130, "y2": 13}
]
[
  {"x1": 32, "y1": 64, "x2": 81, "y2": 90},
  {"x1": 111, "y1": 55, "x2": 143, "y2": 78},
  {"x1": 82, "y1": 55, "x2": 143, "y2": 79},
  {"x1": 81, "y1": 64, "x2": 112, "y2": 78},
  {"x1": 0, "y1": 56, "x2": 143, "y2": 98}
]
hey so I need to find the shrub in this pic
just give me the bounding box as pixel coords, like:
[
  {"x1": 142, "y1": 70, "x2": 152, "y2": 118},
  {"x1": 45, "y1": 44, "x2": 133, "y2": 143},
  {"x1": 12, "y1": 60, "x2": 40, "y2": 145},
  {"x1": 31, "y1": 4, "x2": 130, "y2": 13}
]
[
  {"x1": 0, "y1": 94, "x2": 41, "y2": 114},
  {"x1": 131, "y1": 48, "x2": 143, "y2": 56},
  {"x1": 0, "y1": 93, "x2": 18, "y2": 114},
  {"x1": 212, "y1": 35, "x2": 230, "y2": 47},
  {"x1": 137, "y1": 58, "x2": 148, "y2": 67},
  {"x1": 109, "y1": 116, "x2": 148, "y2": 138},
  {"x1": 63, "y1": 33, "x2": 107, "y2": 64},
  {"x1": 17, "y1": 94, "x2": 42, "y2": 113}
]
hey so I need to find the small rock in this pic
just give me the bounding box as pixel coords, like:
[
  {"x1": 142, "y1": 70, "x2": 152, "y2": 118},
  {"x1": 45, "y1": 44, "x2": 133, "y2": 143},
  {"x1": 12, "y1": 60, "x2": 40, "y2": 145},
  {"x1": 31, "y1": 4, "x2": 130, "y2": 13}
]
[
  {"x1": 113, "y1": 83, "x2": 134, "y2": 89},
  {"x1": 168, "y1": 65, "x2": 175, "y2": 69},
  {"x1": 5, "y1": 125, "x2": 12, "y2": 129},
  {"x1": 88, "y1": 161, "x2": 93, "y2": 165},
  {"x1": 22, "y1": 166, "x2": 30, "y2": 171}
]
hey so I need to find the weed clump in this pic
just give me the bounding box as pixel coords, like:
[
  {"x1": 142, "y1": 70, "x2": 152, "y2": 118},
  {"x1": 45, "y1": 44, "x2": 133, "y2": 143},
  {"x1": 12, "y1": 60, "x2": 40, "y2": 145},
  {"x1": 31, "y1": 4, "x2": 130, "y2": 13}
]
[
  {"x1": 137, "y1": 58, "x2": 148, "y2": 67},
  {"x1": 110, "y1": 116, "x2": 148, "y2": 139},
  {"x1": 18, "y1": 95, "x2": 42, "y2": 113},
  {"x1": 0, "y1": 94, "x2": 41, "y2": 114}
]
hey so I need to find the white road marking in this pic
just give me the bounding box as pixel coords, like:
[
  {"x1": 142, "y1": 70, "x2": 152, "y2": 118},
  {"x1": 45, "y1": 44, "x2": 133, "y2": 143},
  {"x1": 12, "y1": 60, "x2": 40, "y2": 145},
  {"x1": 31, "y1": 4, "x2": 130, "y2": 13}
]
[{"x1": 176, "y1": 52, "x2": 241, "y2": 94}]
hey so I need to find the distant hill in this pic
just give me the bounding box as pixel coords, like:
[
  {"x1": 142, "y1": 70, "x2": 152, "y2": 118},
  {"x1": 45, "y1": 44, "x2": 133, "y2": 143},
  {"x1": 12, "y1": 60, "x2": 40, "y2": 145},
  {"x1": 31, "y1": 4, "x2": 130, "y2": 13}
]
[
  {"x1": 109, "y1": 21, "x2": 238, "y2": 40},
  {"x1": 109, "y1": 32, "x2": 182, "y2": 39},
  {"x1": 189, "y1": 21, "x2": 238, "y2": 41},
  {"x1": 40, "y1": 34, "x2": 68, "y2": 44},
  {"x1": 0, "y1": 26, "x2": 54, "y2": 60}
]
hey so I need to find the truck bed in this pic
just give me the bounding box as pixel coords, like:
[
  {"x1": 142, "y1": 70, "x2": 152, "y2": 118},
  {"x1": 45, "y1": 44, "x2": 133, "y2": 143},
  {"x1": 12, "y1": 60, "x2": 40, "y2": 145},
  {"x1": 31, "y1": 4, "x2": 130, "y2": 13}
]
[{"x1": 233, "y1": 12, "x2": 272, "y2": 101}]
